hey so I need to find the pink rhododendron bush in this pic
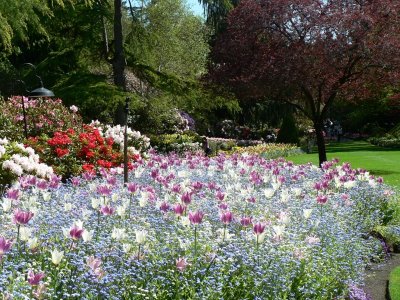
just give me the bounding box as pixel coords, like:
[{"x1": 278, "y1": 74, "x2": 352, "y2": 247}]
[
  {"x1": 0, "y1": 151, "x2": 395, "y2": 299},
  {"x1": 0, "y1": 97, "x2": 82, "y2": 141}
]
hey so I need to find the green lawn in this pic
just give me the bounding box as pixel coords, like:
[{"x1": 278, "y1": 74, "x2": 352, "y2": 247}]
[
  {"x1": 389, "y1": 266, "x2": 400, "y2": 300},
  {"x1": 287, "y1": 141, "x2": 400, "y2": 189}
]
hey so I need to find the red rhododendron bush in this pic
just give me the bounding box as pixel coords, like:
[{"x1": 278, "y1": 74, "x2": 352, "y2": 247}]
[
  {"x1": 0, "y1": 96, "x2": 150, "y2": 180},
  {"x1": 26, "y1": 124, "x2": 150, "y2": 179}
]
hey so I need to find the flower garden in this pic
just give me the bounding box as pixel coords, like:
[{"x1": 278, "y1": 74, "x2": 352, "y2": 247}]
[
  {"x1": 0, "y1": 98, "x2": 398, "y2": 299},
  {"x1": 1, "y1": 140, "x2": 397, "y2": 298}
]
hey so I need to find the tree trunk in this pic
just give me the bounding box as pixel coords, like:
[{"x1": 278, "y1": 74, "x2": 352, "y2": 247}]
[
  {"x1": 113, "y1": 0, "x2": 126, "y2": 125},
  {"x1": 314, "y1": 120, "x2": 327, "y2": 166}
]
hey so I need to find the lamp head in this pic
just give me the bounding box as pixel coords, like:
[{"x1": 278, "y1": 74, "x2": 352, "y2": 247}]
[{"x1": 29, "y1": 87, "x2": 55, "y2": 98}]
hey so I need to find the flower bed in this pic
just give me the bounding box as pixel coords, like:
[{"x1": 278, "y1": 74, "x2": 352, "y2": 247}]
[{"x1": 0, "y1": 153, "x2": 393, "y2": 299}]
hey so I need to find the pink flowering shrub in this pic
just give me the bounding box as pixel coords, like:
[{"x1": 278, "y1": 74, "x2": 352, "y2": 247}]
[{"x1": 0, "y1": 96, "x2": 82, "y2": 141}]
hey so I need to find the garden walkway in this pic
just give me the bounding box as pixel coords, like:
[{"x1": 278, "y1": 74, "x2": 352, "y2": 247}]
[{"x1": 365, "y1": 253, "x2": 400, "y2": 300}]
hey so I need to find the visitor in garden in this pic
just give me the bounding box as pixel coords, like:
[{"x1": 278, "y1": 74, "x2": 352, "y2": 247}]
[{"x1": 202, "y1": 137, "x2": 212, "y2": 156}]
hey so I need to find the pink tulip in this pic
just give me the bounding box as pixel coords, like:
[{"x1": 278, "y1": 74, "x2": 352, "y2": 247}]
[
  {"x1": 87, "y1": 256, "x2": 102, "y2": 271},
  {"x1": 97, "y1": 185, "x2": 112, "y2": 197},
  {"x1": 71, "y1": 177, "x2": 80, "y2": 186},
  {"x1": 173, "y1": 203, "x2": 186, "y2": 216},
  {"x1": 100, "y1": 205, "x2": 115, "y2": 216},
  {"x1": 6, "y1": 189, "x2": 20, "y2": 200},
  {"x1": 69, "y1": 225, "x2": 84, "y2": 240},
  {"x1": 188, "y1": 211, "x2": 204, "y2": 225},
  {"x1": 106, "y1": 175, "x2": 117, "y2": 186},
  {"x1": 218, "y1": 203, "x2": 228, "y2": 210},
  {"x1": 253, "y1": 222, "x2": 266, "y2": 235},
  {"x1": 181, "y1": 192, "x2": 192, "y2": 205},
  {"x1": 215, "y1": 191, "x2": 225, "y2": 201},
  {"x1": 171, "y1": 184, "x2": 181, "y2": 193},
  {"x1": 27, "y1": 270, "x2": 45, "y2": 286},
  {"x1": 176, "y1": 257, "x2": 189, "y2": 272},
  {"x1": 159, "y1": 202, "x2": 170, "y2": 213},
  {"x1": 13, "y1": 209, "x2": 34, "y2": 225},
  {"x1": 240, "y1": 216, "x2": 252, "y2": 227},
  {"x1": 192, "y1": 181, "x2": 203, "y2": 190},
  {"x1": 316, "y1": 195, "x2": 328, "y2": 204},
  {"x1": 220, "y1": 211, "x2": 233, "y2": 224},
  {"x1": 126, "y1": 182, "x2": 139, "y2": 193},
  {"x1": 36, "y1": 180, "x2": 48, "y2": 190},
  {"x1": 0, "y1": 236, "x2": 12, "y2": 256}
]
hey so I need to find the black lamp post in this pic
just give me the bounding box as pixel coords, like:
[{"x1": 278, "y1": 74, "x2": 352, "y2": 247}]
[
  {"x1": 18, "y1": 63, "x2": 55, "y2": 138},
  {"x1": 123, "y1": 97, "x2": 130, "y2": 184}
]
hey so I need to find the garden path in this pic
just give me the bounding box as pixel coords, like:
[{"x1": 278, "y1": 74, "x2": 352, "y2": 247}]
[{"x1": 365, "y1": 253, "x2": 400, "y2": 300}]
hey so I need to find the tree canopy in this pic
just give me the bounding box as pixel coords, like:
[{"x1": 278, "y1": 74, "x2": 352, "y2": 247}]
[{"x1": 209, "y1": 0, "x2": 400, "y2": 164}]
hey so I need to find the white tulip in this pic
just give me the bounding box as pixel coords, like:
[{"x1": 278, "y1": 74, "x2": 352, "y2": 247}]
[
  {"x1": 273, "y1": 225, "x2": 285, "y2": 237},
  {"x1": 343, "y1": 181, "x2": 356, "y2": 189},
  {"x1": 64, "y1": 203, "x2": 73, "y2": 212},
  {"x1": 280, "y1": 189, "x2": 290, "y2": 203},
  {"x1": 116, "y1": 205, "x2": 126, "y2": 217},
  {"x1": 256, "y1": 232, "x2": 266, "y2": 244},
  {"x1": 42, "y1": 192, "x2": 51, "y2": 201},
  {"x1": 82, "y1": 230, "x2": 94, "y2": 243},
  {"x1": 2, "y1": 198, "x2": 12, "y2": 212},
  {"x1": 20, "y1": 227, "x2": 33, "y2": 241},
  {"x1": 112, "y1": 228, "x2": 127, "y2": 240},
  {"x1": 27, "y1": 237, "x2": 39, "y2": 250},
  {"x1": 122, "y1": 243, "x2": 132, "y2": 253},
  {"x1": 91, "y1": 198, "x2": 100, "y2": 209},
  {"x1": 51, "y1": 249, "x2": 64, "y2": 265},
  {"x1": 180, "y1": 216, "x2": 190, "y2": 227},
  {"x1": 135, "y1": 230, "x2": 147, "y2": 244},
  {"x1": 264, "y1": 188, "x2": 275, "y2": 199},
  {"x1": 303, "y1": 209, "x2": 313, "y2": 219}
]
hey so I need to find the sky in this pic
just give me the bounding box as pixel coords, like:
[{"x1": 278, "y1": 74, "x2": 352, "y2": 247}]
[{"x1": 186, "y1": 0, "x2": 205, "y2": 17}]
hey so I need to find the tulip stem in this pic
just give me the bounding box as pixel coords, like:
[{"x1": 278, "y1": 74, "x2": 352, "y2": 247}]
[
  {"x1": 137, "y1": 244, "x2": 141, "y2": 261},
  {"x1": 256, "y1": 235, "x2": 260, "y2": 266},
  {"x1": 95, "y1": 211, "x2": 101, "y2": 242},
  {"x1": 194, "y1": 226, "x2": 197, "y2": 259},
  {"x1": 16, "y1": 224, "x2": 20, "y2": 254}
]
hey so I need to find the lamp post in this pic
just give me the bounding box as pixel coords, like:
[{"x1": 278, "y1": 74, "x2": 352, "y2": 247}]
[
  {"x1": 123, "y1": 97, "x2": 130, "y2": 184},
  {"x1": 18, "y1": 63, "x2": 54, "y2": 139}
]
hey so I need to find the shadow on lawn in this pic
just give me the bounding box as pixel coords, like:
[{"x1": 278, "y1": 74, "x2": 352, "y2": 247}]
[
  {"x1": 369, "y1": 169, "x2": 400, "y2": 176},
  {"x1": 324, "y1": 141, "x2": 400, "y2": 153},
  {"x1": 306, "y1": 141, "x2": 400, "y2": 154}
]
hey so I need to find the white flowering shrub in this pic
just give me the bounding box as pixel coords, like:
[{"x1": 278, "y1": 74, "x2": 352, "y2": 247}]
[
  {"x1": 0, "y1": 137, "x2": 53, "y2": 187},
  {"x1": 90, "y1": 121, "x2": 150, "y2": 156}
]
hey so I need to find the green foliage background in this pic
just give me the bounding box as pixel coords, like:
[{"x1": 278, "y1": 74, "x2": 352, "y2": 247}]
[{"x1": 0, "y1": 0, "x2": 239, "y2": 135}]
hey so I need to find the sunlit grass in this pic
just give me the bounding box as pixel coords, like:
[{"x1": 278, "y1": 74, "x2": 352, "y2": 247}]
[{"x1": 287, "y1": 141, "x2": 400, "y2": 188}]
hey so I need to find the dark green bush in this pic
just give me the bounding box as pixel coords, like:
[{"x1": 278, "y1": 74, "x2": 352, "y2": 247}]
[
  {"x1": 276, "y1": 114, "x2": 299, "y2": 144},
  {"x1": 148, "y1": 131, "x2": 203, "y2": 154}
]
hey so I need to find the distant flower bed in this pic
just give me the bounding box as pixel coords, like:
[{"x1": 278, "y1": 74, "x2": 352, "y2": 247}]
[
  {"x1": 0, "y1": 153, "x2": 392, "y2": 299},
  {"x1": 369, "y1": 137, "x2": 400, "y2": 148},
  {"x1": 222, "y1": 143, "x2": 302, "y2": 158}
]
